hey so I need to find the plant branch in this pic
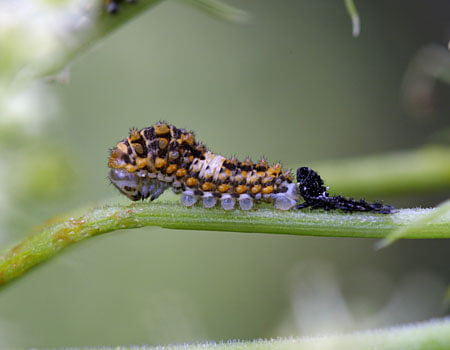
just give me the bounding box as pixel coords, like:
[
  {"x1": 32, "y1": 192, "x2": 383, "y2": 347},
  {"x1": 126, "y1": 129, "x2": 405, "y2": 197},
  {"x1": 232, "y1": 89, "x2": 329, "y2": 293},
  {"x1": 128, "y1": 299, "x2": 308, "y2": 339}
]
[
  {"x1": 344, "y1": 0, "x2": 360, "y2": 37},
  {"x1": 1, "y1": 202, "x2": 449, "y2": 288},
  {"x1": 57, "y1": 317, "x2": 450, "y2": 350},
  {"x1": 41, "y1": 0, "x2": 163, "y2": 78},
  {"x1": 42, "y1": 0, "x2": 245, "y2": 79}
]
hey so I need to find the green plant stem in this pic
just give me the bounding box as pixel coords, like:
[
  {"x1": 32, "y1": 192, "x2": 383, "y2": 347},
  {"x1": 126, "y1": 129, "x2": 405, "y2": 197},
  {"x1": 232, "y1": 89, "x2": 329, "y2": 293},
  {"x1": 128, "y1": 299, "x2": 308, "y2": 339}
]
[
  {"x1": 42, "y1": 0, "x2": 163, "y2": 78},
  {"x1": 309, "y1": 145, "x2": 450, "y2": 198},
  {"x1": 68, "y1": 317, "x2": 450, "y2": 350},
  {"x1": 344, "y1": 0, "x2": 360, "y2": 37},
  {"x1": 43, "y1": 0, "x2": 244, "y2": 79},
  {"x1": 1, "y1": 202, "x2": 449, "y2": 287}
]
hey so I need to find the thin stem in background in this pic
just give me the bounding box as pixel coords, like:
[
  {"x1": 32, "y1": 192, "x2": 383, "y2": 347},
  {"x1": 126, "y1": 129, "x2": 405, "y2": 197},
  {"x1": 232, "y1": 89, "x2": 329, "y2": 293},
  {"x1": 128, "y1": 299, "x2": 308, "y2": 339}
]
[
  {"x1": 42, "y1": 0, "x2": 245, "y2": 79},
  {"x1": 344, "y1": 0, "x2": 360, "y2": 37},
  {"x1": 310, "y1": 146, "x2": 450, "y2": 198}
]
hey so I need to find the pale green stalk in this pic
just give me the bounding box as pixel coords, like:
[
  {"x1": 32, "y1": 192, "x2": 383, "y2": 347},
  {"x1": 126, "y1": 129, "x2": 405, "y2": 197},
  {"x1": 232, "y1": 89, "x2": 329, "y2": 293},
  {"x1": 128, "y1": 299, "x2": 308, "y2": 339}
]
[
  {"x1": 309, "y1": 146, "x2": 450, "y2": 197},
  {"x1": 344, "y1": 0, "x2": 360, "y2": 37},
  {"x1": 61, "y1": 317, "x2": 450, "y2": 350},
  {"x1": 41, "y1": 0, "x2": 245, "y2": 79},
  {"x1": 1, "y1": 203, "x2": 449, "y2": 287}
]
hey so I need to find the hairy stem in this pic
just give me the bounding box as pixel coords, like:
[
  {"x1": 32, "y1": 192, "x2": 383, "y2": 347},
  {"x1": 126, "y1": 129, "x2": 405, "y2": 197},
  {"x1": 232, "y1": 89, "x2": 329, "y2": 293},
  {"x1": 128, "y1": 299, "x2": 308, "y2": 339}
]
[
  {"x1": 41, "y1": 0, "x2": 162, "y2": 78},
  {"x1": 1, "y1": 203, "x2": 449, "y2": 287},
  {"x1": 45, "y1": 317, "x2": 450, "y2": 350},
  {"x1": 42, "y1": 0, "x2": 244, "y2": 78}
]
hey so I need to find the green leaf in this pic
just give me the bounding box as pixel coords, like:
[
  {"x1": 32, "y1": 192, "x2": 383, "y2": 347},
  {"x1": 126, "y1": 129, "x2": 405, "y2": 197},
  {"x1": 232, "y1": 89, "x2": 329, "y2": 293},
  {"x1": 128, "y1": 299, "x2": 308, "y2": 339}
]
[{"x1": 377, "y1": 199, "x2": 450, "y2": 249}]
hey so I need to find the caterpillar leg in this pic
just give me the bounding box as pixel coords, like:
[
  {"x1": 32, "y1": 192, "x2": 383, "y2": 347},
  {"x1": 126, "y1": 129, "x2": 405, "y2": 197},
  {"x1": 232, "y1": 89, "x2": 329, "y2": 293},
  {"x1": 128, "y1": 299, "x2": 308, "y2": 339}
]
[
  {"x1": 109, "y1": 168, "x2": 142, "y2": 200},
  {"x1": 181, "y1": 191, "x2": 255, "y2": 211},
  {"x1": 181, "y1": 190, "x2": 198, "y2": 207},
  {"x1": 220, "y1": 194, "x2": 236, "y2": 210},
  {"x1": 273, "y1": 181, "x2": 299, "y2": 210},
  {"x1": 221, "y1": 194, "x2": 256, "y2": 211},
  {"x1": 148, "y1": 180, "x2": 169, "y2": 201},
  {"x1": 238, "y1": 194, "x2": 254, "y2": 210}
]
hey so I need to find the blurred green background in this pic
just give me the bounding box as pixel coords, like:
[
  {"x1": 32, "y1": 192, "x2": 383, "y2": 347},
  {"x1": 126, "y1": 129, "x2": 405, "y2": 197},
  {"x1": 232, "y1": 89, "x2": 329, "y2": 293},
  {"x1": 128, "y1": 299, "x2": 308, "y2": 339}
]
[{"x1": 0, "y1": 0, "x2": 449, "y2": 348}]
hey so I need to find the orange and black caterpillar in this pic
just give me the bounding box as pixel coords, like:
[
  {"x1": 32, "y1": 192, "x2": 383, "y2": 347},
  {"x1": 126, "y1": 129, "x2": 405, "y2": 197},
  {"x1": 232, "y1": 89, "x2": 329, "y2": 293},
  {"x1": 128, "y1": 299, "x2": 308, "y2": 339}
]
[
  {"x1": 108, "y1": 122, "x2": 396, "y2": 213},
  {"x1": 108, "y1": 122, "x2": 298, "y2": 210}
]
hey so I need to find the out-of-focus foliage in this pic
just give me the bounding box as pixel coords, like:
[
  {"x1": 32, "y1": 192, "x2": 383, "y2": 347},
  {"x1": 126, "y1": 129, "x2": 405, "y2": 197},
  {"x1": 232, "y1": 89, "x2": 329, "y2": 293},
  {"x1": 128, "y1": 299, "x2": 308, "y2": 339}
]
[
  {"x1": 312, "y1": 145, "x2": 450, "y2": 198},
  {"x1": 0, "y1": 0, "x2": 94, "y2": 242},
  {"x1": 402, "y1": 45, "x2": 450, "y2": 118}
]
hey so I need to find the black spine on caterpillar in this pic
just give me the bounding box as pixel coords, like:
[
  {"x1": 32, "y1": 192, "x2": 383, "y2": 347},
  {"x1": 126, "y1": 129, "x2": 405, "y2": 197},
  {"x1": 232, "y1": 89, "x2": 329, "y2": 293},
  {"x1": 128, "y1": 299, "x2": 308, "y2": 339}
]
[{"x1": 295, "y1": 167, "x2": 397, "y2": 214}]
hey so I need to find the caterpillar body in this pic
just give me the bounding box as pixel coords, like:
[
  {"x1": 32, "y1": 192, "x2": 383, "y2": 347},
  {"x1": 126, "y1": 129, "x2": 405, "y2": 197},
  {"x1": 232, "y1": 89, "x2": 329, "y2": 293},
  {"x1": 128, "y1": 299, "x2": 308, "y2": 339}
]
[
  {"x1": 108, "y1": 122, "x2": 396, "y2": 214},
  {"x1": 108, "y1": 122, "x2": 298, "y2": 211}
]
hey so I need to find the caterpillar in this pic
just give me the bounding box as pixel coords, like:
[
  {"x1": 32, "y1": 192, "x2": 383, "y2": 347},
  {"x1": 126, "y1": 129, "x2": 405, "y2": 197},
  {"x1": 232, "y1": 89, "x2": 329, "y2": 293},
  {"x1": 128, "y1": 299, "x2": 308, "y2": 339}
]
[{"x1": 108, "y1": 122, "x2": 397, "y2": 213}]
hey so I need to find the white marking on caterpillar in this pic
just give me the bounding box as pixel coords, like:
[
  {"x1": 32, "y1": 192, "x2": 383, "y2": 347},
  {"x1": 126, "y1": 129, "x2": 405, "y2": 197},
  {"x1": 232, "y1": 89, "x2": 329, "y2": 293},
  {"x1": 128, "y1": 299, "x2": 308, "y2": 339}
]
[{"x1": 193, "y1": 151, "x2": 226, "y2": 181}]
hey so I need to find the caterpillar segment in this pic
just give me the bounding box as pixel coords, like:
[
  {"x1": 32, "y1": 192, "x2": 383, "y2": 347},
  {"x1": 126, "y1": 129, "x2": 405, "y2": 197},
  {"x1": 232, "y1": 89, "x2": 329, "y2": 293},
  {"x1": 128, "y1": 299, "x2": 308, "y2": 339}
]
[{"x1": 108, "y1": 122, "x2": 299, "y2": 210}]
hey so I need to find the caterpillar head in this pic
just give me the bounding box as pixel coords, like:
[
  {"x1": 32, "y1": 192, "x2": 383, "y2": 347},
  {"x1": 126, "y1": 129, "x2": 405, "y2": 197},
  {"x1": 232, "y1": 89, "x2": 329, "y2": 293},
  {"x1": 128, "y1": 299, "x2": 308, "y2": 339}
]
[
  {"x1": 296, "y1": 167, "x2": 328, "y2": 200},
  {"x1": 109, "y1": 168, "x2": 168, "y2": 201},
  {"x1": 109, "y1": 168, "x2": 143, "y2": 201}
]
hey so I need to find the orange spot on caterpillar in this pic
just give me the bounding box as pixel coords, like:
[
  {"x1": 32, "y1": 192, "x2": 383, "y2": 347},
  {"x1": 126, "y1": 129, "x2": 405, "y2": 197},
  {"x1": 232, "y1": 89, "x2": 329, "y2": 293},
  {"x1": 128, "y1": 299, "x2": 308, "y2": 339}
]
[
  {"x1": 155, "y1": 157, "x2": 167, "y2": 169},
  {"x1": 235, "y1": 185, "x2": 247, "y2": 194},
  {"x1": 166, "y1": 164, "x2": 178, "y2": 174},
  {"x1": 218, "y1": 184, "x2": 230, "y2": 193},
  {"x1": 262, "y1": 185, "x2": 274, "y2": 195},
  {"x1": 136, "y1": 157, "x2": 148, "y2": 169},
  {"x1": 176, "y1": 168, "x2": 187, "y2": 178},
  {"x1": 158, "y1": 138, "x2": 168, "y2": 150},
  {"x1": 185, "y1": 177, "x2": 198, "y2": 187},
  {"x1": 251, "y1": 185, "x2": 262, "y2": 194},
  {"x1": 201, "y1": 182, "x2": 215, "y2": 191},
  {"x1": 125, "y1": 164, "x2": 138, "y2": 172},
  {"x1": 154, "y1": 123, "x2": 170, "y2": 136}
]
